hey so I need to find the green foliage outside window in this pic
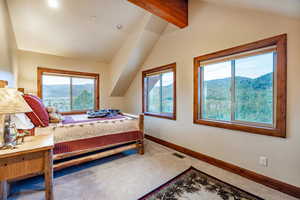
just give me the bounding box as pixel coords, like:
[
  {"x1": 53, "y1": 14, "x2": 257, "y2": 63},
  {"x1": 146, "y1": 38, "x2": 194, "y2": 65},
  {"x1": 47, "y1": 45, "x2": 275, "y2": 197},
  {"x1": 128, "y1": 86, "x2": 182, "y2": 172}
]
[
  {"x1": 146, "y1": 71, "x2": 174, "y2": 114},
  {"x1": 73, "y1": 90, "x2": 94, "y2": 111},
  {"x1": 42, "y1": 75, "x2": 95, "y2": 112},
  {"x1": 201, "y1": 51, "x2": 274, "y2": 125}
]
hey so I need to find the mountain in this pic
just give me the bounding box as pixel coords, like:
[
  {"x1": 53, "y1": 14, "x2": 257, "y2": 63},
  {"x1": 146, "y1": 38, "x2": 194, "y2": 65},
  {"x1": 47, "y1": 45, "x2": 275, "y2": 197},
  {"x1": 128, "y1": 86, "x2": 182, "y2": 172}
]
[
  {"x1": 205, "y1": 72, "x2": 273, "y2": 90},
  {"x1": 43, "y1": 84, "x2": 93, "y2": 98},
  {"x1": 43, "y1": 73, "x2": 273, "y2": 123},
  {"x1": 203, "y1": 72, "x2": 273, "y2": 123}
]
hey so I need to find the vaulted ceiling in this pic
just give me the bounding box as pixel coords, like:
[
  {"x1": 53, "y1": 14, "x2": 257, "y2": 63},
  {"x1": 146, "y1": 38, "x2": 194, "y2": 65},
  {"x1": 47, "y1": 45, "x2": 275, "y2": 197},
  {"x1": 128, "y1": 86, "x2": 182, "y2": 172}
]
[
  {"x1": 7, "y1": 0, "x2": 300, "y2": 64},
  {"x1": 7, "y1": 0, "x2": 146, "y2": 63}
]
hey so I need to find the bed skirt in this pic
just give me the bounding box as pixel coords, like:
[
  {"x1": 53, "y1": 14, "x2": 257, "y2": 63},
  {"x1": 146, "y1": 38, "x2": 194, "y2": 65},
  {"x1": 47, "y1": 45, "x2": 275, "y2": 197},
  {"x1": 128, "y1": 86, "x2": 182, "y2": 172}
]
[{"x1": 54, "y1": 130, "x2": 143, "y2": 155}]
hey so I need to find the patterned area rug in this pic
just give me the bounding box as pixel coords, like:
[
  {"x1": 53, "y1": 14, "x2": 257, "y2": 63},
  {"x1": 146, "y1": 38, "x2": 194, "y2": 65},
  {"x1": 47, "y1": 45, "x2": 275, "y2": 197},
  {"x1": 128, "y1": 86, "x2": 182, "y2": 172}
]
[{"x1": 139, "y1": 167, "x2": 264, "y2": 200}]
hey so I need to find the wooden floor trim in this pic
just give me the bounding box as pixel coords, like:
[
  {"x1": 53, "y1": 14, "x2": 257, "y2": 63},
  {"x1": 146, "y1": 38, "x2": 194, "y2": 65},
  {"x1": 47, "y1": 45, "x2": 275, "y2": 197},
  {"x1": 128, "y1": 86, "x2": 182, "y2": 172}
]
[{"x1": 145, "y1": 134, "x2": 300, "y2": 199}]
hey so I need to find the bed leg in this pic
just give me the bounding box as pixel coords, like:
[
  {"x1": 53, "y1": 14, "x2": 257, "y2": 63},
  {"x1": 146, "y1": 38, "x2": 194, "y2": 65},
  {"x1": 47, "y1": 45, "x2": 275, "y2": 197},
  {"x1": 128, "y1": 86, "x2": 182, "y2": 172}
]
[
  {"x1": 138, "y1": 140, "x2": 144, "y2": 155},
  {"x1": 138, "y1": 114, "x2": 144, "y2": 155}
]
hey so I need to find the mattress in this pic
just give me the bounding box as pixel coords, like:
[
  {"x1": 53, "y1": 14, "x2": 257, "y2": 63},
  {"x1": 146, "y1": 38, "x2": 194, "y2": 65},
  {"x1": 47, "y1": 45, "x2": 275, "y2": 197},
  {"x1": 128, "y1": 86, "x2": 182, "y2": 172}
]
[{"x1": 35, "y1": 113, "x2": 140, "y2": 144}]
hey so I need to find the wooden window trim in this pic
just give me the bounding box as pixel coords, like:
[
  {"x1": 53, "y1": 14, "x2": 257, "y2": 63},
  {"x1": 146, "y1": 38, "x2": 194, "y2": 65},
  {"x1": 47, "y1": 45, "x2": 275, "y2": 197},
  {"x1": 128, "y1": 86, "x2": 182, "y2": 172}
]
[
  {"x1": 193, "y1": 34, "x2": 287, "y2": 138},
  {"x1": 37, "y1": 67, "x2": 100, "y2": 115},
  {"x1": 142, "y1": 63, "x2": 177, "y2": 120}
]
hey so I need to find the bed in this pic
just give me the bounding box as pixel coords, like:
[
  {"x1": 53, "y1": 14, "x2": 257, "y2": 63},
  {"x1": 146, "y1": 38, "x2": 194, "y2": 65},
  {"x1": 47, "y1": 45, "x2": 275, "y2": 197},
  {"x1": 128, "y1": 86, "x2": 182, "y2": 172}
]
[
  {"x1": 0, "y1": 81, "x2": 145, "y2": 171},
  {"x1": 34, "y1": 113, "x2": 144, "y2": 170}
]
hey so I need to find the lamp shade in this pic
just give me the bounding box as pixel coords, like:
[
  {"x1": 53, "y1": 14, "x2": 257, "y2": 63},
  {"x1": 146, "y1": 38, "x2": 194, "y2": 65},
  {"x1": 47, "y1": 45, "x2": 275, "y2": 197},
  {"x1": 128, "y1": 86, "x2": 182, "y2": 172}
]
[
  {"x1": 0, "y1": 88, "x2": 32, "y2": 114},
  {"x1": 11, "y1": 113, "x2": 34, "y2": 129}
]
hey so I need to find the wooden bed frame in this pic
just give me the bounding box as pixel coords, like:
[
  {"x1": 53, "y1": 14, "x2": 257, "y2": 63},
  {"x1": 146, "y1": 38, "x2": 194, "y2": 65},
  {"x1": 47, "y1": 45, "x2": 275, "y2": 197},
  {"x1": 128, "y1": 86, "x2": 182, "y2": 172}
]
[{"x1": 53, "y1": 114, "x2": 144, "y2": 171}]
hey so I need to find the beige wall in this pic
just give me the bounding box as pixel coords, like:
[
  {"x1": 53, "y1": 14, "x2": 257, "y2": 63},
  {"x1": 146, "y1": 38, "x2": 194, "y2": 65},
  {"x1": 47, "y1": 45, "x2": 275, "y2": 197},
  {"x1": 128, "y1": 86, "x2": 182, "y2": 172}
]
[
  {"x1": 124, "y1": 1, "x2": 300, "y2": 187},
  {"x1": 0, "y1": 0, "x2": 18, "y2": 87},
  {"x1": 18, "y1": 50, "x2": 125, "y2": 110}
]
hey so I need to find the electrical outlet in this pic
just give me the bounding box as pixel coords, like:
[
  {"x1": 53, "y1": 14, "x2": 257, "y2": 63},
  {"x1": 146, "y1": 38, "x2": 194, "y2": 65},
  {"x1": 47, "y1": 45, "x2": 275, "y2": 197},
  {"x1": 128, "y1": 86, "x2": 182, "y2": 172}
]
[
  {"x1": 144, "y1": 128, "x2": 150, "y2": 133},
  {"x1": 259, "y1": 156, "x2": 268, "y2": 167}
]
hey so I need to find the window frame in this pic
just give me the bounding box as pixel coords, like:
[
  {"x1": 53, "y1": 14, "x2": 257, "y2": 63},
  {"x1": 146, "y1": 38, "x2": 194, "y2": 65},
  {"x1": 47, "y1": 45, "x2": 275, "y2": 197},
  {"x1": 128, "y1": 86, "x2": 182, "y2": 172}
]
[
  {"x1": 142, "y1": 63, "x2": 176, "y2": 120},
  {"x1": 37, "y1": 67, "x2": 100, "y2": 115},
  {"x1": 193, "y1": 34, "x2": 287, "y2": 138}
]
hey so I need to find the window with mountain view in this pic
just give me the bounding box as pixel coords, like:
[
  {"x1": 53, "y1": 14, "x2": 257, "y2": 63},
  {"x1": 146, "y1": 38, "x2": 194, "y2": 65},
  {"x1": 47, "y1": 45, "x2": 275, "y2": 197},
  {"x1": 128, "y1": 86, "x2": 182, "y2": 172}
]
[
  {"x1": 194, "y1": 34, "x2": 287, "y2": 137},
  {"x1": 142, "y1": 63, "x2": 176, "y2": 120},
  {"x1": 38, "y1": 68, "x2": 99, "y2": 113},
  {"x1": 201, "y1": 51, "x2": 274, "y2": 125}
]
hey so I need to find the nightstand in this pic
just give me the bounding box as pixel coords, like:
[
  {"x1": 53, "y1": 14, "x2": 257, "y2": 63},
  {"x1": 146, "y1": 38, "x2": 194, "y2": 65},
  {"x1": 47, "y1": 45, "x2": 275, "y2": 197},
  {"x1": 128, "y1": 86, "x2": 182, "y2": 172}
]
[{"x1": 0, "y1": 134, "x2": 54, "y2": 200}]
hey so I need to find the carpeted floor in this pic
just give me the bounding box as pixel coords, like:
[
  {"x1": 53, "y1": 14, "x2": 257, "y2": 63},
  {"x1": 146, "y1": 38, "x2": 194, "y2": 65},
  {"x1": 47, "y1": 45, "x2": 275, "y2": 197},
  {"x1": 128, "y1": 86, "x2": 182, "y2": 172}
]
[{"x1": 8, "y1": 139, "x2": 297, "y2": 200}]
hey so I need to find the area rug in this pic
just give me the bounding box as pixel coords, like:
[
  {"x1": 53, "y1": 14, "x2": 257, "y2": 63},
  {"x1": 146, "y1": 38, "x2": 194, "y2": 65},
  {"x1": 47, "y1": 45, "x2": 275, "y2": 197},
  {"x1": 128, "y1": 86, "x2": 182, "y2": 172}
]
[{"x1": 139, "y1": 167, "x2": 264, "y2": 200}]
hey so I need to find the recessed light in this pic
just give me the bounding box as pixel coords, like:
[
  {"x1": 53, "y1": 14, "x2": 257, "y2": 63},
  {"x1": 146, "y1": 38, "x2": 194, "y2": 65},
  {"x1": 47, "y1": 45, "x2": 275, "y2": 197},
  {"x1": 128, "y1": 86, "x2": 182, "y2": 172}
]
[
  {"x1": 116, "y1": 24, "x2": 123, "y2": 30},
  {"x1": 90, "y1": 16, "x2": 97, "y2": 21},
  {"x1": 48, "y1": 0, "x2": 59, "y2": 8}
]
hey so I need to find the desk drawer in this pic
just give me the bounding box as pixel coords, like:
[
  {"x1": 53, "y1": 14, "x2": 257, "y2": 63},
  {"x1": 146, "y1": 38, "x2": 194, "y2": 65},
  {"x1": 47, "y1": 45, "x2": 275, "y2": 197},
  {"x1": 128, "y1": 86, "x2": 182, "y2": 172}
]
[{"x1": 0, "y1": 151, "x2": 44, "y2": 180}]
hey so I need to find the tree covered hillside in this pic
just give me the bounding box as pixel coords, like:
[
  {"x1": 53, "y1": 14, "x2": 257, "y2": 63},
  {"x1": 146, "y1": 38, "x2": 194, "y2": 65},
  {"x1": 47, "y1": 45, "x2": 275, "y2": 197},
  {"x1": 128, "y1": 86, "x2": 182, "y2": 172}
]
[
  {"x1": 203, "y1": 72, "x2": 273, "y2": 124},
  {"x1": 43, "y1": 84, "x2": 93, "y2": 98},
  {"x1": 42, "y1": 84, "x2": 94, "y2": 111}
]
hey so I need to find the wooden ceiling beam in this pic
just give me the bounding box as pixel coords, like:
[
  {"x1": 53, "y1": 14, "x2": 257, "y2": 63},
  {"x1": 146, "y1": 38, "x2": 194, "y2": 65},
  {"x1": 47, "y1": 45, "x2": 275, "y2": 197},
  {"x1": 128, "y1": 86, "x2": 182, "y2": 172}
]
[{"x1": 128, "y1": 0, "x2": 188, "y2": 28}]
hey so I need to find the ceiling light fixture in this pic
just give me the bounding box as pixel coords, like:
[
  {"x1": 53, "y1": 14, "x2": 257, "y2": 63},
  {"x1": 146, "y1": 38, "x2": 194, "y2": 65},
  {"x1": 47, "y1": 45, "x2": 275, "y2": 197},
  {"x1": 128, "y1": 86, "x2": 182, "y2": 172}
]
[
  {"x1": 90, "y1": 16, "x2": 97, "y2": 22},
  {"x1": 116, "y1": 24, "x2": 123, "y2": 30},
  {"x1": 48, "y1": 0, "x2": 59, "y2": 8}
]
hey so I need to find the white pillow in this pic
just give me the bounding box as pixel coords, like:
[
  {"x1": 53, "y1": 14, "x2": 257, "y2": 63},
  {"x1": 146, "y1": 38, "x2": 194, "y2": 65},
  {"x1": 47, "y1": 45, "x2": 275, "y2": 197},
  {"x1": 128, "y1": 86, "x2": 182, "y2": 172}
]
[{"x1": 11, "y1": 113, "x2": 35, "y2": 129}]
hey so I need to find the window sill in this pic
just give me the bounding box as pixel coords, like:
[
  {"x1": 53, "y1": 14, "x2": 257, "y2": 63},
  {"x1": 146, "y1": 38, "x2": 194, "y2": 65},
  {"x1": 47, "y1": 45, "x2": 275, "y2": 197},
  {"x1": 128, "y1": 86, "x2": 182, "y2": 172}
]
[
  {"x1": 144, "y1": 112, "x2": 176, "y2": 120},
  {"x1": 193, "y1": 119, "x2": 285, "y2": 138}
]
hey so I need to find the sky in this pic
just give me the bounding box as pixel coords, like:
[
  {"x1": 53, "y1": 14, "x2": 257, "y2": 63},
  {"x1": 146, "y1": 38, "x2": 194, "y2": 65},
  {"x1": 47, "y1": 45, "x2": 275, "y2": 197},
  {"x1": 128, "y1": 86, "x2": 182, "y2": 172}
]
[
  {"x1": 203, "y1": 52, "x2": 274, "y2": 81},
  {"x1": 152, "y1": 71, "x2": 174, "y2": 87},
  {"x1": 43, "y1": 75, "x2": 94, "y2": 85},
  {"x1": 162, "y1": 72, "x2": 173, "y2": 86}
]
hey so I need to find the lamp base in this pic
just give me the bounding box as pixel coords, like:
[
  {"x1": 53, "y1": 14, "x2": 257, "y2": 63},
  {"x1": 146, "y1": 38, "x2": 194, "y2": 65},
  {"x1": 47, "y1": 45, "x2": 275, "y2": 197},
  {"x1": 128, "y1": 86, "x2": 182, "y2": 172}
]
[
  {"x1": 0, "y1": 115, "x2": 18, "y2": 150},
  {"x1": 0, "y1": 143, "x2": 17, "y2": 150}
]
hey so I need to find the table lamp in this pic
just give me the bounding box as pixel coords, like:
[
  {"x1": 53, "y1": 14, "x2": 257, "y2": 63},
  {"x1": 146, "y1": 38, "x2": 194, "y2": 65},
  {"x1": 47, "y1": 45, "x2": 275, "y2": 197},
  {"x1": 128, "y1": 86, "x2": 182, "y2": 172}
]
[{"x1": 0, "y1": 88, "x2": 32, "y2": 149}]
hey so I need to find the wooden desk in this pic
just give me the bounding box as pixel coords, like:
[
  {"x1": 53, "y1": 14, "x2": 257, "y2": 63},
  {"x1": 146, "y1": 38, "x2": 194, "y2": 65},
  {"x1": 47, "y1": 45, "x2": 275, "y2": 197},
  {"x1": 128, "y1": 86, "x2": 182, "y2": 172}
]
[{"x1": 0, "y1": 135, "x2": 54, "y2": 200}]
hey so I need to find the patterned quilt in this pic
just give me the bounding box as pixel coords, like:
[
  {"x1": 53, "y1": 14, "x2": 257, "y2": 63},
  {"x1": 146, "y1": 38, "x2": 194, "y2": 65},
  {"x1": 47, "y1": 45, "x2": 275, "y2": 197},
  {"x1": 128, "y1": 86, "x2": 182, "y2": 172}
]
[{"x1": 35, "y1": 114, "x2": 140, "y2": 143}]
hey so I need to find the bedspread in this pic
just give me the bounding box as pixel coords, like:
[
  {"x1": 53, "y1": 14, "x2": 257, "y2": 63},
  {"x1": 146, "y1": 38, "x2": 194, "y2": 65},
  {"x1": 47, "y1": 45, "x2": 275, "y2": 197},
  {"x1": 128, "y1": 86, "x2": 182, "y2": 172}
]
[{"x1": 35, "y1": 114, "x2": 140, "y2": 143}]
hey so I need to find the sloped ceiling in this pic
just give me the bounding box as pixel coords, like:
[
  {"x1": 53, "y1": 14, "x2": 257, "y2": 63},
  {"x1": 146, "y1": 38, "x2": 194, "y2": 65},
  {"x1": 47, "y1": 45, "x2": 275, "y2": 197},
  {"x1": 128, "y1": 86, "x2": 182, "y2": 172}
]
[
  {"x1": 7, "y1": 0, "x2": 300, "y2": 64},
  {"x1": 110, "y1": 14, "x2": 167, "y2": 96},
  {"x1": 7, "y1": 0, "x2": 146, "y2": 63}
]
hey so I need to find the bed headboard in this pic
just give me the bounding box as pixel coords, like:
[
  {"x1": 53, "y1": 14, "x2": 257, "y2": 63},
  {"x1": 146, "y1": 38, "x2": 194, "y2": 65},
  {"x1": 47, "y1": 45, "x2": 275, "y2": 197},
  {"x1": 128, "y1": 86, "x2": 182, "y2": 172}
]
[
  {"x1": 17, "y1": 88, "x2": 25, "y2": 93},
  {"x1": 0, "y1": 80, "x2": 8, "y2": 88}
]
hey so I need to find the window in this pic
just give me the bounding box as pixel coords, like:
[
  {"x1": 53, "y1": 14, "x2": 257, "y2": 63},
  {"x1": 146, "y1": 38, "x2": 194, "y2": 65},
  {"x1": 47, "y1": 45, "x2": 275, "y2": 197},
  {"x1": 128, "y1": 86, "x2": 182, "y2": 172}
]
[
  {"x1": 142, "y1": 63, "x2": 176, "y2": 120},
  {"x1": 38, "y1": 68, "x2": 99, "y2": 113},
  {"x1": 194, "y1": 34, "x2": 287, "y2": 137}
]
